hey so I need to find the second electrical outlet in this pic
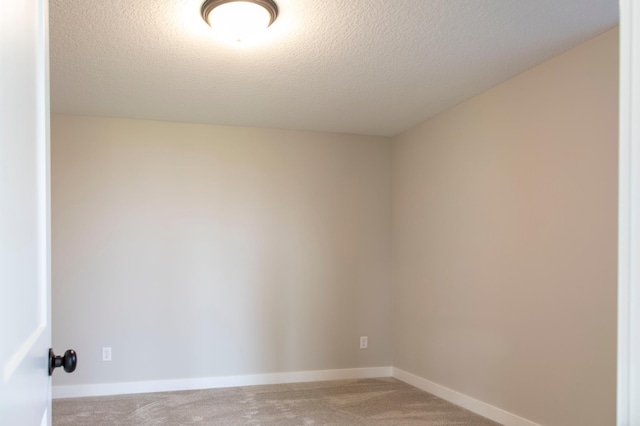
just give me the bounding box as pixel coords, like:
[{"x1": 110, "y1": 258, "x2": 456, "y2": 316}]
[{"x1": 360, "y1": 336, "x2": 368, "y2": 349}]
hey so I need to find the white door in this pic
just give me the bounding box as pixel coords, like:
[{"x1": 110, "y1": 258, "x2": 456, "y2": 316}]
[{"x1": 0, "y1": 0, "x2": 52, "y2": 425}]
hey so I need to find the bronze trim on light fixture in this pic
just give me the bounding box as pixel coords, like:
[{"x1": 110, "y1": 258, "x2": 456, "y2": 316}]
[{"x1": 201, "y1": 0, "x2": 279, "y2": 27}]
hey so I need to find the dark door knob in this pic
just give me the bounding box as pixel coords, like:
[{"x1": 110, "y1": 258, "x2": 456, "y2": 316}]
[{"x1": 49, "y1": 348, "x2": 77, "y2": 376}]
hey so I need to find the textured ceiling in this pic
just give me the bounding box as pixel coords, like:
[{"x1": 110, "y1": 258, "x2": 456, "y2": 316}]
[{"x1": 50, "y1": 0, "x2": 618, "y2": 137}]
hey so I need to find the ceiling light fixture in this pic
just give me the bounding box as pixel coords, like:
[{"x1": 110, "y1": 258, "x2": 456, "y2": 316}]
[{"x1": 201, "y1": 0, "x2": 279, "y2": 43}]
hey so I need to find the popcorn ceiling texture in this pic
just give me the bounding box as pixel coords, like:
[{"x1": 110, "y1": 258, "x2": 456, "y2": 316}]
[{"x1": 49, "y1": 0, "x2": 618, "y2": 137}]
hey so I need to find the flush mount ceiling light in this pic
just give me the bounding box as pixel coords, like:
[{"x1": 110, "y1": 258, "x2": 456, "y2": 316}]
[{"x1": 201, "y1": 0, "x2": 278, "y2": 43}]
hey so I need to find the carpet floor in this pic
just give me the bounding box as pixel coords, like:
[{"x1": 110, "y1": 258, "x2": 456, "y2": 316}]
[{"x1": 53, "y1": 377, "x2": 501, "y2": 425}]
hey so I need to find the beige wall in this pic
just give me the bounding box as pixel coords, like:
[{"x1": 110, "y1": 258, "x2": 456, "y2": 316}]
[
  {"x1": 391, "y1": 28, "x2": 618, "y2": 426},
  {"x1": 51, "y1": 116, "x2": 392, "y2": 385}
]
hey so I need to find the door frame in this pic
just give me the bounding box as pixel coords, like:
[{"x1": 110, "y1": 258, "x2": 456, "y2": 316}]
[{"x1": 617, "y1": 0, "x2": 639, "y2": 425}]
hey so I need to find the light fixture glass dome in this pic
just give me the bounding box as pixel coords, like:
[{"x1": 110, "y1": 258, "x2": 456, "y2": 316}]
[{"x1": 201, "y1": 0, "x2": 278, "y2": 43}]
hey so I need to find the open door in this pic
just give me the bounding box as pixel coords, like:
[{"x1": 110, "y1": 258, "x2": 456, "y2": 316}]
[{"x1": 0, "y1": 0, "x2": 52, "y2": 424}]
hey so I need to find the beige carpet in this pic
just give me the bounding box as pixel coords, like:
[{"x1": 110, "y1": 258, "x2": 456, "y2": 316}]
[{"x1": 53, "y1": 378, "x2": 501, "y2": 425}]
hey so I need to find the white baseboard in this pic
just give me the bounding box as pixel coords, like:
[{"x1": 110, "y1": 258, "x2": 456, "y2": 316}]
[
  {"x1": 52, "y1": 366, "x2": 392, "y2": 399},
  {"x1": 392, "y1": 368, "x2": 542, "y2": 426}
]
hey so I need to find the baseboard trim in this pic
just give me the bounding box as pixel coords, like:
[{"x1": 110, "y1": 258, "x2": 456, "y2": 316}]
[
  {"x1": 392, "y1": 368, "x2": 541, "y2": 426},
  {"x1": 52, "y1": 366, "x2": 393, "y2": 399}
]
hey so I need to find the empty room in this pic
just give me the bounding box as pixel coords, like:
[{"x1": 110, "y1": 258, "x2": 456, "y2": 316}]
[{"x1": 1, "y1": 0, "x2": 630, "y2": 425}]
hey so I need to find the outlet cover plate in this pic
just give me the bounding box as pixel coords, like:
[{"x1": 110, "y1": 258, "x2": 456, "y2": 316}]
[
  {"x1": 102, "y1": 347, "x2": 112, "y2": 362},
  {"x1": 360, "y1": 336, "x2": 368, "y2": 349}
]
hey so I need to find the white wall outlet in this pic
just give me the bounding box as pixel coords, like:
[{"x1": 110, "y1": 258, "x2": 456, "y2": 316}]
[
  {"x1": 102, "y1": 347, "x2": 112, "y2": 362},
  {"x1": 360, "y1": 336, "x2": 368, "y2": 349}
]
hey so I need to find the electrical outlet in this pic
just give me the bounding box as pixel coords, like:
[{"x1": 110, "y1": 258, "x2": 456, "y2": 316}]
[
  {"x1": 360, "y1": 336, "x2": 368, "y2": 349},
  {"x1": 102, "y1": 347, "x2": 112, "y2": 362}
]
